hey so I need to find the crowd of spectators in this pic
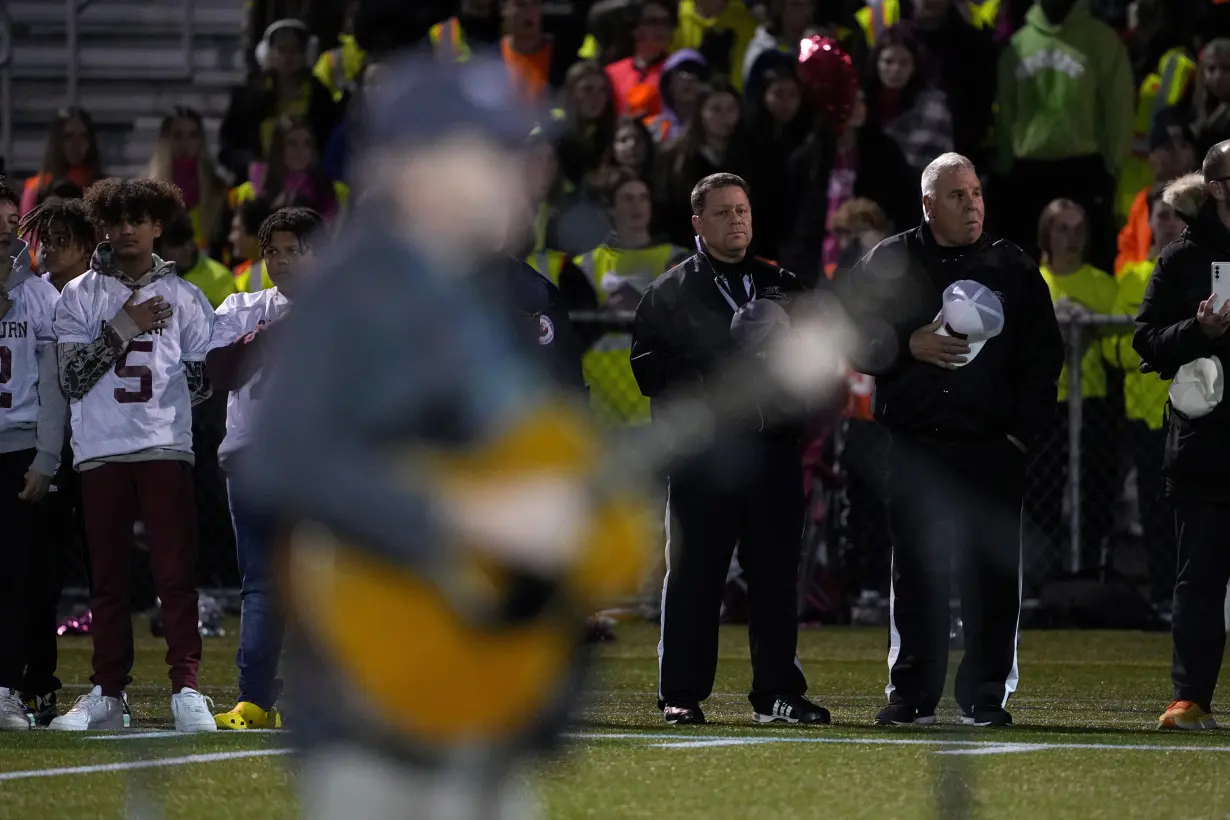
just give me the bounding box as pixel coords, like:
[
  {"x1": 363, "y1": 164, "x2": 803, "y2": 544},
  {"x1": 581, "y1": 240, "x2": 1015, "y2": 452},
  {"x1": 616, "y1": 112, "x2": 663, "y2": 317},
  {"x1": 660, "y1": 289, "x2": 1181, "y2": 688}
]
[{"x1": 14, "y1": 0, "x2": 1230, "y2": 615}]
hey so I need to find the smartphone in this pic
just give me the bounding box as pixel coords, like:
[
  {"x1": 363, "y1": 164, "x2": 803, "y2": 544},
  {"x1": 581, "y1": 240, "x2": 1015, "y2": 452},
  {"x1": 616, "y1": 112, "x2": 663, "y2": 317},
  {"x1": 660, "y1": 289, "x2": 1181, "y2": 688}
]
[{"x1": 1213, "y1": 263, "x2": 1230, "y2": 311}]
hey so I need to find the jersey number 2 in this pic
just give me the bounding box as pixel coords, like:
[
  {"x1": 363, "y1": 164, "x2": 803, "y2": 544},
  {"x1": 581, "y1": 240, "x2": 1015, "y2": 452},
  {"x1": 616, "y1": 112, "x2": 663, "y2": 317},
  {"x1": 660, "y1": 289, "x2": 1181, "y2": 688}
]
[
  {"x1": 114, "y1": 340, "x2": 154, "y2": 404},
  {"x1": 0, "y1": 346, "x2": 10, "y2": 409}
]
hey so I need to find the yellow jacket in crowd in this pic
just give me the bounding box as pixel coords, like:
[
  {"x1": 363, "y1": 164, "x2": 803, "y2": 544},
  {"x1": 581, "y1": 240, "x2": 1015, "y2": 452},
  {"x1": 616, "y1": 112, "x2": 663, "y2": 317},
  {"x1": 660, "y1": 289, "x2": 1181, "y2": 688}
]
[
  {"x1": 1103, "y1": 258, "x2": 1170, "y2": 429},
  {"x1": 672, "y1": 0, "x2": 759, "y2": 91},
  {"x1": 1041, "y1": 264, "x2": 1118, "y2": 402},
  {"x1": 573, "y1": 241, "x2": 684, "y2": 426},
  {"x1": 181, "y1": 253, "x2": 238, "y2": 309},
  {"x1": 1113, "y1": 48, "x2": 1197, "y2": 223},
  {"x1": 855, "y1": 0, "x2": 999, "y2": 46},
  {"x1": 312, "y1": 33, "x2": 367, "y2": 102}
]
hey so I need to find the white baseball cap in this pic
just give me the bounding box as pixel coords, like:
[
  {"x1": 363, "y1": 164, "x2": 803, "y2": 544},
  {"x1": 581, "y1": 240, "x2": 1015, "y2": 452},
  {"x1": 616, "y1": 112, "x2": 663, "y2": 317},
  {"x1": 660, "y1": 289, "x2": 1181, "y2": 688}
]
[
  {"x1": 1170, "y1": 356, "x2": 1224, "y2": 419},
  {"x1": 933, "y1": 280, "x2": 1005, "y2": 367}
]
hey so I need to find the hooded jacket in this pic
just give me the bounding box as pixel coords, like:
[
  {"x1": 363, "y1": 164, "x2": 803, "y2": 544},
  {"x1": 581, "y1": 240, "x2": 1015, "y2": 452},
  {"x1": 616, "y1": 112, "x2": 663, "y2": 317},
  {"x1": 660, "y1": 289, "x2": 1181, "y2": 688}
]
[
  {"x1": 1133, "y1": 173, "x2": 1230, "y2": 497},
  {"x1": 995, "y1": 0, "x2": 1134, "y2": 175},
  {"x1": 0, "y1": 239, "x2": 67, "y2": 477},
  {"x1": 644, "y1": 50, "x2": 708, "y2": 144}
]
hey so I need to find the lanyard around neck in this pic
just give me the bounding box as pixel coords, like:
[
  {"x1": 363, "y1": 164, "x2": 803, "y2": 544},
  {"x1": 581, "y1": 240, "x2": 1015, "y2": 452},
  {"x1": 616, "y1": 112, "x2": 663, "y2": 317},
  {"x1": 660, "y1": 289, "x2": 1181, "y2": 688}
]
[{"x1": 714, "y1": 272, "x2": 754, "y2": 311}]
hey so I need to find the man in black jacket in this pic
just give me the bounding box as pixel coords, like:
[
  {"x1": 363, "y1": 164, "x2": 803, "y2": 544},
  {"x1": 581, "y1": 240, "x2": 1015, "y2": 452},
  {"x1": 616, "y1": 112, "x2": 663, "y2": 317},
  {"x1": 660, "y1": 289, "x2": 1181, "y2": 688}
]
[
  {"x1": 631, "y1": 172, "x2": 830, "y2": 727},
  {"x1": 837, "y1": 152, "x2": 1063, "y2": 728},
  {"x1": 1133, "y1": 146, "x2": 1230, "y2": 731}
]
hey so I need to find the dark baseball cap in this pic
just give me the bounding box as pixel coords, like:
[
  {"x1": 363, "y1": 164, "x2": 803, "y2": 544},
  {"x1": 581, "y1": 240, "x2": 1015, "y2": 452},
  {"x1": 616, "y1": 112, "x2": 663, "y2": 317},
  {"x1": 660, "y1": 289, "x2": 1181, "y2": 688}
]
[
  {"x1": 1148, "y1": 106, "x2": 1196, "y2": 153},
  {"x1": 364, "y1": 54, "x2": 554, "y2": 148}
]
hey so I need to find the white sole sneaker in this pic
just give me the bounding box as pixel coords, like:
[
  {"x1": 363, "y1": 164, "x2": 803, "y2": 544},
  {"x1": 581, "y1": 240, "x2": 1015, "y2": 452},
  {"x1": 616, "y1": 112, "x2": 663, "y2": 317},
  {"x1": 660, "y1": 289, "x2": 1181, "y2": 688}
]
[
  {"x1": 0, "y1": 715, "x2": 31, "y2": 731},
  {"x1": 49, "y1": 712, "x2": 125, "y2": 731}
]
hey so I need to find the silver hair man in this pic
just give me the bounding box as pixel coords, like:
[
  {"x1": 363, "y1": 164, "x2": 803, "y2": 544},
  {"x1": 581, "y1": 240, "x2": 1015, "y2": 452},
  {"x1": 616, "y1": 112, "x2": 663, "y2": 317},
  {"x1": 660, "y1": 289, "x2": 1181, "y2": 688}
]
[{"x1": 921, "y1": 152, "x2": 978, "y2": 208}]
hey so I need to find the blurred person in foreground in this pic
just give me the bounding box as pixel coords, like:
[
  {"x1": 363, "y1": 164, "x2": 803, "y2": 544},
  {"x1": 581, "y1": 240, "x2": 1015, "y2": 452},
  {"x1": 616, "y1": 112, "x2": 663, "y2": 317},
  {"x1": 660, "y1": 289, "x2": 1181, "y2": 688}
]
[
  {"x1": 48, "y1": 179, "x2": 217, "y2": 733},
  {"x1": 838, "y1": 152, "x2": 1063, "y2": 728},
  {"x1": 236, "y1": 54, "x2": 648, "y2": 819},
  {"x1": 632, "y1": 172, "x2": 830, "y2": 727},
  {"x1": 0, "y1": 179, "x2": 66, "y2": 731},
  {"x1": 209, "y1": 207, "x2": 325, "y2": 731},
  {"x1": 1133, "y1": 141, "x2": 1230, "y2": 731}
]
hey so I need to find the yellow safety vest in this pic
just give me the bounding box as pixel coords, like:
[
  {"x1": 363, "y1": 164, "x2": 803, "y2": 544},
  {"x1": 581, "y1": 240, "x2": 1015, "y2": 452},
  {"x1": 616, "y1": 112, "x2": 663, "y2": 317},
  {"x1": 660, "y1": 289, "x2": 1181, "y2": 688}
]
[
  {"x1": 234, "y1": 259, "x2": 274, "y2": 293},
  {"x1": 855, "y1": 0, "x2": 997, "y2": 46},
  {"x1": 1114, "y1": 49, "x2": 1197, "y2": 223},
  {"x1": 573, "y1": 243, "x2": 680, "y2": 426},
  {"x1": 312, "y1": 34, "x2": 367, "y2": 103},
  {"x1": 526, "y1": 249, "x2": 570, "y2": 286},
  {"x1": 182, "y1": 254, "x2": 238, "y2": 309},
  {"x1": 1042, "y1": 264, "x2": 1119, "y2": 402},
  {"x1": 429, "y1": 17, "x2": 471, "y2": 63},
  {"x1": 1102, "y1": 258, "x2": 1169, "y2": 429}
]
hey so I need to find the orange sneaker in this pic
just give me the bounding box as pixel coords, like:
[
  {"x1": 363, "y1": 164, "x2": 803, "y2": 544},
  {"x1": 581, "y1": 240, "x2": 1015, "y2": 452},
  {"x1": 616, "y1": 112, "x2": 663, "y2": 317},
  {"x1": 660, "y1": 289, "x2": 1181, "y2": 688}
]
[{"x1": 1158, "y1": 700, "x2": 1218, "y2": 730}]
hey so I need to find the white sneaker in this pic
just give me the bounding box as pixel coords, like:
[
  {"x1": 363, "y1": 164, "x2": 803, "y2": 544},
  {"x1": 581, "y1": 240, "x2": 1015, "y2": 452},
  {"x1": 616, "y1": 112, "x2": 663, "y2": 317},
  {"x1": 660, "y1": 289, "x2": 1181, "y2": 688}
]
[
  {"x1": 173, "y1": 688, "x2": 218, "y2": 733},
  {"x1": 49, "y1": 686, "x2": 125, "y2": 731},
  {"x1": 0, "y1": 688, "x2": 30, "y2": 731}
]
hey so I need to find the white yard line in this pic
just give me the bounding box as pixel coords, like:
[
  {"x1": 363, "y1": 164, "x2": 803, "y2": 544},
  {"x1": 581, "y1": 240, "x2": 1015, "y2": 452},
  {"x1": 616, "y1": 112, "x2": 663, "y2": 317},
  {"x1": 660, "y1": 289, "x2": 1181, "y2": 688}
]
[
  {"x1": 567, "y1": 732, "x2": 1230, "y2": 755},
  {"x1": 86, "y1": 730, "x2": 282, "y2": 740},
  {"x1": 0, "y1": 749, "x2": 294, "y2": 782}
]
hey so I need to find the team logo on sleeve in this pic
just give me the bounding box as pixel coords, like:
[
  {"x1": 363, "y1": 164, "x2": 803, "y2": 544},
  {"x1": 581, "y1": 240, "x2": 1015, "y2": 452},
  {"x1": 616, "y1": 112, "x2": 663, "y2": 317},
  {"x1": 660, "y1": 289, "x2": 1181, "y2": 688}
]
[{"x1": 537, "y1": 314, "x2": 555, "y2": 346}]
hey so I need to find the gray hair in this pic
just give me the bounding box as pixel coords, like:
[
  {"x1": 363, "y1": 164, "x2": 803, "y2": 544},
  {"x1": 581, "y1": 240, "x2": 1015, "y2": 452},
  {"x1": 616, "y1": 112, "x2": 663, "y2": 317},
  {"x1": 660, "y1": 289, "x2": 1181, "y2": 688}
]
[{"x1": 921, "y1": 152, "x2": 977, "y2": 199}]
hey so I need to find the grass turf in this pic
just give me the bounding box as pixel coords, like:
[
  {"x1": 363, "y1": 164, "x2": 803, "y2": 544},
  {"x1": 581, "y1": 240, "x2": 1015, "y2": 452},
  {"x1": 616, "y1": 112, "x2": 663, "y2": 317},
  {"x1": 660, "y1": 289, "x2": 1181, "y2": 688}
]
[{"x1": 1, "y1": 621, "x2": 1228, "y2": 819}]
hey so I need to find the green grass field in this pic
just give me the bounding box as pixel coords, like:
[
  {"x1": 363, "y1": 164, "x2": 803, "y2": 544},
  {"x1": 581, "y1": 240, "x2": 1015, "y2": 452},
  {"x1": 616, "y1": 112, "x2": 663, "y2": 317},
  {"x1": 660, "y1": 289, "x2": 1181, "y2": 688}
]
[{"x1": 2, "y1": 621, "x2": 1228, "y2": 819}]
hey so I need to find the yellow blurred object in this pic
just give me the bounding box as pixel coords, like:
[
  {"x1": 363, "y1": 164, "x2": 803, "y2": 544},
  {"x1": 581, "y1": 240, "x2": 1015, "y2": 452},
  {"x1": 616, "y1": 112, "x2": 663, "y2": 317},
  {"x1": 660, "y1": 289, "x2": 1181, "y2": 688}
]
[{"x1": 283, "y1": 402, "x2": 650, "y2": 746}]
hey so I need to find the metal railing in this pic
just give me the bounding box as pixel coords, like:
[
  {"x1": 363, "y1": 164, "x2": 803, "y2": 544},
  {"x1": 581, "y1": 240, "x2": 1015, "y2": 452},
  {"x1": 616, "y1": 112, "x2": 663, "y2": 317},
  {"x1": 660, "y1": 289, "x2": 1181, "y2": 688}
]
[
  {"x1": 0, "y1": 0, "x2": 14, "y2": 168},
  {"x1": 65, "y1": 0, "x2": 199, "y2": 106}
]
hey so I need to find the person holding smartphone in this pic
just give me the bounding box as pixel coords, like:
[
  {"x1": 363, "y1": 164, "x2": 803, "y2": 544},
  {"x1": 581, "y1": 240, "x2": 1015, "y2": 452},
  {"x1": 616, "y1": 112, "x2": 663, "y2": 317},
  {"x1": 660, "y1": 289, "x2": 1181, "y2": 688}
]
[{"x1": 1133, "y1": 141, "x2": 1230, "y2": 732}]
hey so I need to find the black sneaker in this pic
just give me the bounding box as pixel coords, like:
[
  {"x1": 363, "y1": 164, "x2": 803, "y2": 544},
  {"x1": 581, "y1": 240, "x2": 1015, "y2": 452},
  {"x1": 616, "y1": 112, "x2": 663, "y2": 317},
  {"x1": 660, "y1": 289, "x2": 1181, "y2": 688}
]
[
  {"x1": 969, "y1": 706, "x2": 1012, "y2": 727},
  {"x1": 21, "y1": 692, "x2": 57, "y2": 728},
  {"x1": 753, "y1": 695, "x2": 830, "y2": 725},
  {"x1": 875, "y1": 703, "x2": 937, "y2": 726},
  {"x1": 663, "y1": 703, "x2": 705, "y2": 725}
]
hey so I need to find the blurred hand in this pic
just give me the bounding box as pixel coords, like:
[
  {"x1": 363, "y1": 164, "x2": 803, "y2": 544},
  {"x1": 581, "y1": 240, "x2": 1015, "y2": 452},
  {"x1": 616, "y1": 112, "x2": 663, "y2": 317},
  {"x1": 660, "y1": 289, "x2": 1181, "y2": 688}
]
[
  {"x1": 18, "y1": 470, "x2": 51, "y2": 502},
  {"x1": 909, "y1": 320, "x2": 970, "y2": 369},
  {"x1": 123, "y1": 293, "x2": 172, "y2": 334},
  {"x1": 1196, "y1": 295, "x2": 1230, "y2": 338}
]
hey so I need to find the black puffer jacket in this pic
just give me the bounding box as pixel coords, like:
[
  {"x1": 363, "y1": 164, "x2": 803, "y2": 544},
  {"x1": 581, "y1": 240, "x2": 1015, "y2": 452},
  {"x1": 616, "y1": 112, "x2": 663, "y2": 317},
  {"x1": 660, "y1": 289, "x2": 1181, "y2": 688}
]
[{"x1": 837, "y1": 224, "x2": 1063, "y2": 448}]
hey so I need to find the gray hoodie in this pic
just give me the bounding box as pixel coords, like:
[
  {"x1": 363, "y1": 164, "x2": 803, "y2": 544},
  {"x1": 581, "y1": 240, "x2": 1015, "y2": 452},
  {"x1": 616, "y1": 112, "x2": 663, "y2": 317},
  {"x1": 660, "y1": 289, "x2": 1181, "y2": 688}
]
[{"x1": 1, "y1": 240, "x2": 68, "y2": 477}]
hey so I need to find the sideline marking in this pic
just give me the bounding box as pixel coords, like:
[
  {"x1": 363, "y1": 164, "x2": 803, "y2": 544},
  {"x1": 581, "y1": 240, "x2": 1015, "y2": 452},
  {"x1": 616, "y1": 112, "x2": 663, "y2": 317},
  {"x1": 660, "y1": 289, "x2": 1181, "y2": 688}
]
[
  {"x1": 567, "y1": 732, "x2": 1230, "y2": 755},
  {"x1": 0, "y1": 749, "x2": 293, "y2": 782},
  {"x1": 87, "y1": 730, "x2": 282, "y2": 741}
]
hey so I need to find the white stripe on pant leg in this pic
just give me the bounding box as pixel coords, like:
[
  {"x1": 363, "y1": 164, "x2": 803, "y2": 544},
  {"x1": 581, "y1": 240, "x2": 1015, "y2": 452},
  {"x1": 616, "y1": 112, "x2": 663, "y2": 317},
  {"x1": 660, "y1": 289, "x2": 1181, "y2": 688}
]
[
  {"x1": 657, "y1": 481, "x2": 672, "y2": 703},
  {"x1": 885, "y1": 553, "x2": 900, "y2": 700},
  {"x1": 1002, "y1": 503, "x2": 1025, "y2": 708}
]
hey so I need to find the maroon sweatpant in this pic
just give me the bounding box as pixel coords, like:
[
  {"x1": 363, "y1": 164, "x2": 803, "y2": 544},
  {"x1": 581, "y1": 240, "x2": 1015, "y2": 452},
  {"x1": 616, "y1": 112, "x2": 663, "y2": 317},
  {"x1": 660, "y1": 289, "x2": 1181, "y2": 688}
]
[{"x1": 80, "y1": 460, "x2": 201, "y2": 696}]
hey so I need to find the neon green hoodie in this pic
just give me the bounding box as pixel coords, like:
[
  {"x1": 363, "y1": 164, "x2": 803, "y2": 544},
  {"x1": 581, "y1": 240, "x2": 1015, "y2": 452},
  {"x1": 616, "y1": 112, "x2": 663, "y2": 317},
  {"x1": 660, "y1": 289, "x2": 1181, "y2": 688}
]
[{"x1": 994, "y1": 0, "x2": 1134, "y2": 176}]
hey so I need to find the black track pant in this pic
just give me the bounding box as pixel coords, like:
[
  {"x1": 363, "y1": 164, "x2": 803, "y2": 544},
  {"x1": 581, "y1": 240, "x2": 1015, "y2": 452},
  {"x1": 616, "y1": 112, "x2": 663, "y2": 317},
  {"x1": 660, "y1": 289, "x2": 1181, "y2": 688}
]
[
  {"x1": 885, "y1": 434, "x2": 1025, "y2": 714},
  {"x1": 657, "y1": 438, "x2": 807, "y2": 709},
  {"x1": 1170, "y1": 497, "x2": 1230, "y2": 711},
  {"x1": 0, "y1": 449, "x2": 38, "y2": 691}
]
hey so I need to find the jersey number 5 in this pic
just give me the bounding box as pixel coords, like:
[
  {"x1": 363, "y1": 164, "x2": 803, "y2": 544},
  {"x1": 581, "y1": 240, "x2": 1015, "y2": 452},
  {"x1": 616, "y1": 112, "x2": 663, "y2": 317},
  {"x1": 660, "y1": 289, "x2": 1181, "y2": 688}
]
[
  {"x1": 0, "y1": 346, "x2": 10, "y2": 409},
  {"x1": 114, "y1": 340, "x2": 154, "y2": 404}
]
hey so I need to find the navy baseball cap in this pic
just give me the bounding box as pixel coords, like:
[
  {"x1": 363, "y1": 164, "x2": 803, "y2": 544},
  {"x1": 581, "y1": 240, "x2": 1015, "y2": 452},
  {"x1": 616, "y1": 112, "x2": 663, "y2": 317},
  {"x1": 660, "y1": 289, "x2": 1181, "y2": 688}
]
[{"x1": 364, "y1": 54, "x2": 555, "y2": 147}]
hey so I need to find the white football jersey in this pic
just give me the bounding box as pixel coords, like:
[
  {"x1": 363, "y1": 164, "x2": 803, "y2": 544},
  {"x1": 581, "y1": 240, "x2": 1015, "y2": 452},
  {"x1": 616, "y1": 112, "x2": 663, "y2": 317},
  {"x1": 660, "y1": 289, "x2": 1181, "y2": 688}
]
[
  {"x1": 208, "y1": 288, "x2": 290, "y2": 469},
  {"x1": 0, "y1": 276, "x2": 59, "y2": 430},
  {"x1": 54, "y1": 270, "x2": 215, "y2": 466}
]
